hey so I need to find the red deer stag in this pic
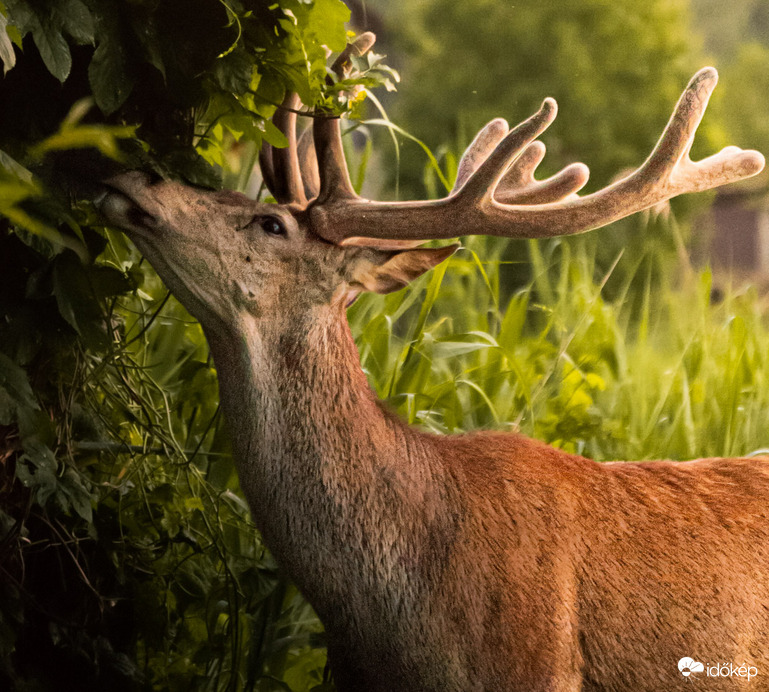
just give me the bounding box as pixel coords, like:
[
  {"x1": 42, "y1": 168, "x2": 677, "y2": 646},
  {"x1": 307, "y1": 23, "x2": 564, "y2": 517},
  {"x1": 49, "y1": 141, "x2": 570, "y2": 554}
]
[{"x1": 98, "y1": 33, "x2": 768, "y2": 692}]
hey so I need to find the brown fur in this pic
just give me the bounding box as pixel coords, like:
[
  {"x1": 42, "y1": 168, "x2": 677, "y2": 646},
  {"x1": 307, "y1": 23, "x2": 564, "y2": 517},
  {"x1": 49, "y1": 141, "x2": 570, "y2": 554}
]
[{"x1": 99, "y1": 175, "x2": 769, "y2": 691}]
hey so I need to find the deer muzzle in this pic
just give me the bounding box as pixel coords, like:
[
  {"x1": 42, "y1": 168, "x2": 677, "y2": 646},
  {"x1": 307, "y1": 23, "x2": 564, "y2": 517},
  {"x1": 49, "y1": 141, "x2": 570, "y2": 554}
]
[{"x1": 95, "y1": 172, "x2": 160, "y2": 234}]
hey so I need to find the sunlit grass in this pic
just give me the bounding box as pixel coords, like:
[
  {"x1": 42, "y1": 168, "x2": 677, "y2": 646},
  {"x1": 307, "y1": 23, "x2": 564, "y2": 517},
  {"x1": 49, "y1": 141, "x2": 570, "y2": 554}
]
[{"x1": 350, "y1": 225, "x2": 769, "y2": 464}]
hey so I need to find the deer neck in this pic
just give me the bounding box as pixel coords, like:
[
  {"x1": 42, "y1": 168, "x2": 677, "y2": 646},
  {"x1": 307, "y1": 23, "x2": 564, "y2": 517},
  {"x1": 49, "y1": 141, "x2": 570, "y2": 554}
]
[
  {"x1": 206, "y1": 302, "x2": 400, "y2": 488},
  {"x1": 203, "y1": 303, "x2": 455, "y2": 627}
]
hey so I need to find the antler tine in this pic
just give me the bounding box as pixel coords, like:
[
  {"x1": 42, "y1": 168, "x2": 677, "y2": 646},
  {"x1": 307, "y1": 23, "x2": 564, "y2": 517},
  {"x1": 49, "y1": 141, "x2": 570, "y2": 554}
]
[
  {"x1": 258, "y1": 140, "x2": 278, "y2": 196},
  {"x1": 309, "y1": 67, "x2": 765, "y2": 246},
  {"x1": 314, "y1": 118, "x2": 357, "y2": 203},
  {"x1": 457, "y1": 97, "x2": 559, "y2": 203},
  {"x1": 314, "y1": 32, "x2": 376, "y2": 204},
  {"x1": 264, "y1": 92, "x2": 307, "y2": 205},
  {"x1": 451, "y1": 118, "x2": 508, "y2": 193},
  {"x1": 297, "y1": 126, "x2": 321, "y2": 200},
  {"x1": 496, "y1": 141, "x2": 590, "y2": 205},
  {"x1": 451, "y1": 119, "x2": 589, "y2": 205},
  {"x1": 331, "y1": 31, "x2": 376, "y2": 77}
]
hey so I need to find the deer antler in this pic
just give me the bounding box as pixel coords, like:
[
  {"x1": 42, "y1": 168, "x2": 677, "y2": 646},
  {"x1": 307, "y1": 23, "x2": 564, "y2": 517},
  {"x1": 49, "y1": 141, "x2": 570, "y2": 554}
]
[
  {"x1": 259, "y1": 32, "x2": 376, "y2": 206},
  {"x1": 259, "y1": 92, "x2": 307, "y2": 205},
  {"x1": 306, "y1": 67, "x2": 765, "y2": 246},
  {"x1": 258, "y1": 36, "x2": 764, "y2": 247}
]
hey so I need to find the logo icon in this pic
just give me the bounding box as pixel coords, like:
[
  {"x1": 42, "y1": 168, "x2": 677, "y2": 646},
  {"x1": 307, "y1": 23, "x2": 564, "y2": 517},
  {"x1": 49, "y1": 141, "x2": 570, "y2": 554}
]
[{"x1": 679, "y1": 657, "x2": 705, "y2": 678}]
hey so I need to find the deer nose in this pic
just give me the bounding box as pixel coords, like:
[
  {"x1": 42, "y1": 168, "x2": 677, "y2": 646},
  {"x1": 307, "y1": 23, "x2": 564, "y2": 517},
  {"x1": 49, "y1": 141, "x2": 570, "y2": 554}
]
[
  {"x1": 108, "y1": 169, "x2": 164, "y2": 188},
  {"x1": 99, "y1": 170, "x2": 168, "y2": 203},
  {"x1": 130, "y1": 170, "x2": 165, "y2": 186}
]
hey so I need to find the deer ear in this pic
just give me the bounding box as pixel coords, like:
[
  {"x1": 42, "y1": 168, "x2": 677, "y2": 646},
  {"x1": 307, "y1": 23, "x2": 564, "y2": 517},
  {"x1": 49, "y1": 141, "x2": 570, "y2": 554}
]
[{"x1": 350, "y1": 244, "x2": 459, "y2": 295}]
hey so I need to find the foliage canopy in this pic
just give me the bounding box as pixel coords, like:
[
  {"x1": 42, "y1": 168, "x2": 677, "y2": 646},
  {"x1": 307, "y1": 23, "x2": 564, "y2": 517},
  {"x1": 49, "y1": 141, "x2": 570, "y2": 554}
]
[{"x1": 0, "y1": 1, "x2": 378, "y2": 689}]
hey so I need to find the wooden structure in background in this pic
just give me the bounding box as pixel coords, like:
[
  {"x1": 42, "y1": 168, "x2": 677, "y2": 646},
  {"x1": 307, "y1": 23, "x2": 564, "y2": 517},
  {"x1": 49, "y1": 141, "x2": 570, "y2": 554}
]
[{"x1": 706, "y1": 175, "x2": 769, "y2": 277}]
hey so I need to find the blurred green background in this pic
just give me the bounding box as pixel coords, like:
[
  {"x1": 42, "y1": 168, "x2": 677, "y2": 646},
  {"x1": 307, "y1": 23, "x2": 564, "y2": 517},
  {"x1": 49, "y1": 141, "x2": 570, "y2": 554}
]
[
  {"x1": 0, "y1": 1, "x2": 768, "y2": 690},
  {"x1": 373, "y1": 0, "x2": 769, "y2": 192}
]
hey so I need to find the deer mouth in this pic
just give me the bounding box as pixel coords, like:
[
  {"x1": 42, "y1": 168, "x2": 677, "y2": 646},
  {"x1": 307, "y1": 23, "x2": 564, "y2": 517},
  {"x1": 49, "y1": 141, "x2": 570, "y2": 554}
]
[
  {"x1": 97, "y1": 189, "x2": 157, "y2": 232},
  {"x1": 95, "y1": 172, "x2": 160, "y2": 234}
]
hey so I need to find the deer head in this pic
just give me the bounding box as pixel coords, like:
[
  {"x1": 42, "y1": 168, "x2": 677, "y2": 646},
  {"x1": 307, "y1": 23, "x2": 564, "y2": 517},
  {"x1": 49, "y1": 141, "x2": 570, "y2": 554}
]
[
  {"x1": 97, "y1": 168, "x2": 457, "y2": 334},
  {"x1": 98, "y1": 32, "x2": 764, "y2": 334}
]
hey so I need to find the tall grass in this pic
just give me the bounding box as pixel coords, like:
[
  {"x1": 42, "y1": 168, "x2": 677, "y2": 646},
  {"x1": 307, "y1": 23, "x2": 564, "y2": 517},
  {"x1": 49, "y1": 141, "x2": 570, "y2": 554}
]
[{"x1": 350, "y1": 226, "x2": 769, "y2": 464}]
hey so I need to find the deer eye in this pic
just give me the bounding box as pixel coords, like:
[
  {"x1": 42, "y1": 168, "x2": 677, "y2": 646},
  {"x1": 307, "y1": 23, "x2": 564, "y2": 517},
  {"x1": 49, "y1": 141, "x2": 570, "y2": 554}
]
[{"x1": 260, "y1": 216, "x2": 286, "y2": 237}]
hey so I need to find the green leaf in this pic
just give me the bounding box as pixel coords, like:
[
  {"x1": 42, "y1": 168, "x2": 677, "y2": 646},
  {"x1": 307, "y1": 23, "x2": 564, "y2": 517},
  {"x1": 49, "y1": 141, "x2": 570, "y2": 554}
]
[
  {"x1": 432, "y1": 339, "x2": 495, "y2": 359},
  {"x1": 31, "y1": 123, "x2": 135, "y2": 160},
  {"x1": 25, "y1": 97, "x2": 134, "y2": 161},
  {"x1": 3, "y1": 0, "x2": 32, "y2": 35},
  {"x1": 127, "y1": 9, "x2": 164, "y2": 79},
  {"x1": 0, "y1": 164, "x2": 88, "y2": 258},
  {"x1": 88, "y1": 7, "x2": 134, "y2": 114},
  {"x1": 184, "y1": 497, "x2": 205, "y2": 512},
  {"x1": 300, "y1": 0, "x2": 349, "y2": 52},
  {"x1": 89, "y1": 40, "x2": 133, "y2": 114},
  {"x1": 160, "y1": 148, "x2": 221, "y2": 188},
  {"x1": 0, "y1": 149, "x2": 32, "y2": 182},
  {"x1": 0, "y1": 389, "x2": 13, "y2": 424},
  {"x1": 499, "y1": 292, "x2": 530, "y2": 350},
  {"x1": 16, "y1": 439, "x2": 58, "y2": 499},
  {"x1": 260, "y1": 117, "x2": 289, "y2": 149},
  {"x1": 57, "y1": 0, "x2": 94, "y2": 45},
  {"x1": 0, "y1": 352, "x2": 37, "y2": 425},
  {"x1": 52, "y1": 252, "x2": 109, "y2": 349},
  {"x1": 60, "y1": 467, "x2": 94, "y2": 522},
  {"x1": 174, "y1": 560, "x2": 210, "y2": 600},
  {"x1": 91, "y1": 265, "x2": 134, "y2": 297},
  {"x1": 213, "y1": 48, "x2": 253, "y2": 94},
  {"x1": 31, "y1": 17, "x2": 71, "y2": 82},
  {"x1": 0, "y1": 11, "x2": 15, "y2": 74}
]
